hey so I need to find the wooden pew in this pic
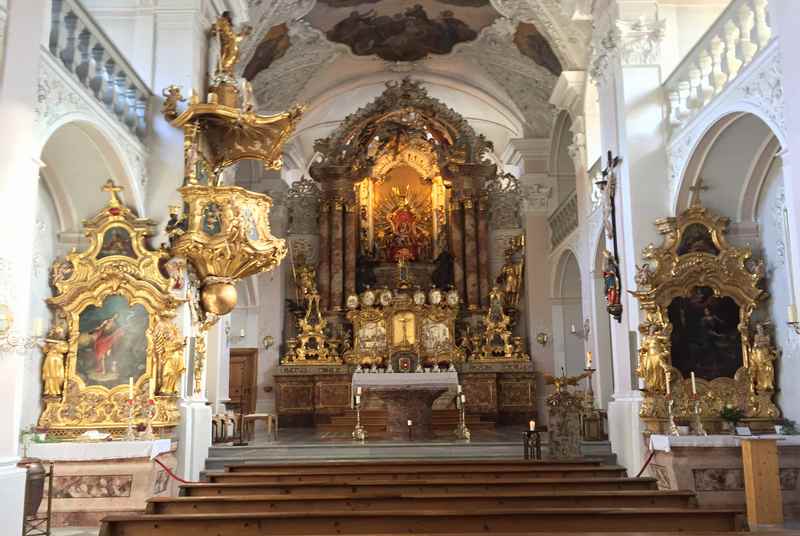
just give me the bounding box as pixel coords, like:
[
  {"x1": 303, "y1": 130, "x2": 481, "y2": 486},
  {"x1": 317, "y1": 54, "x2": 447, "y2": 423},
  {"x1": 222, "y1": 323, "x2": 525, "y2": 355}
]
[
  {"x1": 147, "y1": 489, "x2": 697, "y2": 515},
  {"x1": 179, "y1": 476, "x2": 661, "y2": 497},
  {"x1": 222, "y1": 458, "x2": 608, "y2": 473},
  {"x1": 99, "y1": 507, "x2": 741, "y2": 535},
  {"x1": 204, "y1": 465, "x2": 628, "y2": 484}
]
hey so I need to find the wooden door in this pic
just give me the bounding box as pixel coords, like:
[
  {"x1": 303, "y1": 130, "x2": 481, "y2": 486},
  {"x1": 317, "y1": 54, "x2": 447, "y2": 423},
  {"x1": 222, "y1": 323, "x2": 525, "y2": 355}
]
[{"x1": 229, "y1": 348, "x2": 258, "y2": 416}]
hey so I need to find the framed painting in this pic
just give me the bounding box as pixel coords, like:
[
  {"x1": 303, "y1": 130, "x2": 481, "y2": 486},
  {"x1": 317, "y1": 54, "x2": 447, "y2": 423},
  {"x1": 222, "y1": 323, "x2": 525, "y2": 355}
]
[{"x1": 38, "y1": 181, "x2": 184, "y2": 438}]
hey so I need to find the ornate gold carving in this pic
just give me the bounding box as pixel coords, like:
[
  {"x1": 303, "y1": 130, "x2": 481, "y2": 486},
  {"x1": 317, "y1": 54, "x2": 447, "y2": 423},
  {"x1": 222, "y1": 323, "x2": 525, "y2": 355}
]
[
  {"x1": 496, "y1": 235, "x2": 524, "y2": 311},
  {"x1": 630, "y1": 201, "x2": 779, "y2": 427},
  {"x1": 282, "y1": 293, "x2": 342, "y2": 366},
  {"x1": 467, "y1": 287, "x2": 530, "y2": 362},
  {"x1": 37, "y1": 182, "x2": 183, "y2": 436},
  {"x1": 210, "y1": 13, "x2": 251, "y2": 82}
]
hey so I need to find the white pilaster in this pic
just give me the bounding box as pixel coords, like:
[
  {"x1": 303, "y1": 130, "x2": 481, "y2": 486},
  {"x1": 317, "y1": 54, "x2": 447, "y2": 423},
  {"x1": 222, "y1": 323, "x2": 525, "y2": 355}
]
[{"x1": 0, "y1": 0, "x2": 48, "y2": 531}]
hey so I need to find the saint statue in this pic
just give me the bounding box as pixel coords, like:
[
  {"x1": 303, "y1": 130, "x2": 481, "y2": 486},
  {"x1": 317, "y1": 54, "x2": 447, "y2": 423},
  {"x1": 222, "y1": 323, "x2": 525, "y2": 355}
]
[
  {"x1": 750, "y1": 322, "x2": 777, "y2": 393},
  {"x1": 210, "y1": 12, "x2": 252, "y2": 79},
  {"x1": 602, "y1": 249, "x2": 622, "y2": 319},
  {"x1": 384, "y1": 187, "x2": 429, "y2": 262},
  {"x1": 496, "y1": 248, "x2": 523, "y2": 310},
  {"x1": 42, "y1": 339, "x2": 68, "y2": 397},
  {"x1": 637, "y1": 323, "x2": 671, "y2": 393}
]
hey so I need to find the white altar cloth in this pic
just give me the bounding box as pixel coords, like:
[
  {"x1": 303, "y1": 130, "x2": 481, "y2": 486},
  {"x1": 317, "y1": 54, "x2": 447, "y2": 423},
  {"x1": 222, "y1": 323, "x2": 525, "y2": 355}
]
[
  {"x1": 649, "y1": 434, "x2": 800, "y2": 453},
  {"x1": 28, "y1": 438, "x2": 173, "y2": 461},
  {"x1": 352, "y1": 371, "x2": 459, "y2": 389}
]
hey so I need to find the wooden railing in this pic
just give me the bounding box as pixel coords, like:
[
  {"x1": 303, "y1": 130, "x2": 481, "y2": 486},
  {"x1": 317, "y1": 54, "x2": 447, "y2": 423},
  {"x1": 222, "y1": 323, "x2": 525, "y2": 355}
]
[
  {"x1": 48, "y1": 0, "x2": 151, "y2": 139},
  {"x1": 664, "y1": 0, "x2": 774, "y2": 135}
]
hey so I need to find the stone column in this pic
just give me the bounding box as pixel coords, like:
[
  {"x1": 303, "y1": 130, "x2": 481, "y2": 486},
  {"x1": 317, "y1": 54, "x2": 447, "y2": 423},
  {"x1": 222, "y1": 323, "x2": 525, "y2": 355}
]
[
  {"x1": 463, "y1": 196, "x2": 480, "y2": 309},
  {"x1": 0, "y1": 0, "x2": 48, "y2": 530},
  {"x1": 450, "y1": 200, "x2": 465, "y2": 299},
  {"x1": 330, "y1": 200, "x2": 345, "y2": 310},
  {"x1": 477, "y1": 195, "x2": 491, "y2": 308},
  {"x1": 318, "y1": 201, "x2": 331, "y2": 310},
  {"x1": 344, "y1": 202, "x2": 357, "y2": 299}
]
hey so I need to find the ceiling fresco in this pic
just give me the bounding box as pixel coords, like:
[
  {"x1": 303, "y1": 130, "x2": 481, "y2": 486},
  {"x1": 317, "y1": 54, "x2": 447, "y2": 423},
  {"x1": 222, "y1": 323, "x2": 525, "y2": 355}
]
[
  {"x1": 513, "y1": 22, "x2": 561, "y2": 76},
  {"x1": 306, "y1": 0, "x2": 499, "y2": 62},
  {"x1": 243, "y1": 23, "x2": 291, "y2": 80}
]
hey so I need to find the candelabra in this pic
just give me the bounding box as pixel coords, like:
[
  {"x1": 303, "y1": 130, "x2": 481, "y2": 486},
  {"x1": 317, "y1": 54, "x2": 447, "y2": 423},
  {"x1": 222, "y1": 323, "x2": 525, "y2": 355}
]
[
  {"x1": 666, "y1": 396, "x2": 680, "y2": 436},
  {"x1": 454, "y1": 391, "x2": 470, "y2": 441},
  {"x1": 124, "y1": 398, "x2": 136, "y2": 441},
  {"x1": 352, "y1": 397, "x2": 367, "y2": 442},
  {"x1": 692, "y1": 395, "x2": 707, "y2": 436}
]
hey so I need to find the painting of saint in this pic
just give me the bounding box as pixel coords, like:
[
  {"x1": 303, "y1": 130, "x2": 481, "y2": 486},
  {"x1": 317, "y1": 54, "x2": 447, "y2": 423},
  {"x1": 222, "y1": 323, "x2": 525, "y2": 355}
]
[
  {"x1": 243, "y1": 23, "x2": 291, "y2": 80},
  {"x1": 422, "y1": 320, "x2": 450, "y2": 351},
  {"x1": 668, "y1": 286, "x2": 743, "y2": 380},
  {"x1": 76, "y1": 294, "x2": 149, "y2": 388},
  {"x1": 677, "y1": 223, "x2": 719, "y2": 256},
  {"x1": 201, "y1": 203, "x2": 223, "y2": 235},
  {"x1": 357, "y1": 320, "x2": 387, "y2": 352},
  {"x1": 97, "y1": 227, "x2": 135, "y2": 259}
]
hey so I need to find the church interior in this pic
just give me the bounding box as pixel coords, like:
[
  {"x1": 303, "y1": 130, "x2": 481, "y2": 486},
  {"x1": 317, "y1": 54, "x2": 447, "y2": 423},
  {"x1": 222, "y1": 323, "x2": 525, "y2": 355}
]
[{"x1": 2, "y1": 0, "x2": 800, "y2": 534}]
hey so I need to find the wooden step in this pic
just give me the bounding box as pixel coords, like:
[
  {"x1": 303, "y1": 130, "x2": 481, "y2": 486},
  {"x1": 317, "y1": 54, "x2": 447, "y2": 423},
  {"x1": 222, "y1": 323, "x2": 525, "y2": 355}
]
[
  {"x1": 223, "y1": 458, "x2": 608, "y2": 473},
  {"x1": 99, "y1": 507, "x2": 742, "y2": 535},
  {"x1": 147, "y1": 490, "x2": 697, "y2": 515},
  {"x1": 180, "y1": 476, "x2": 660, "y2": 497},
  {"x1": 205, "y1": 465, "x2": 628, "y2": 484}
]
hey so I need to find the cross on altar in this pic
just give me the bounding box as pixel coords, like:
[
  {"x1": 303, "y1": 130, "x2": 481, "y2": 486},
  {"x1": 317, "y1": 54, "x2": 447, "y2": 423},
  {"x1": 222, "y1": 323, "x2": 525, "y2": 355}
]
[
  {"x1": 102, "y1": 180, "x2": 123, "y2": 207},
  {"x1": 689, "y1": 177, "x2": 709, "y2": 206}
]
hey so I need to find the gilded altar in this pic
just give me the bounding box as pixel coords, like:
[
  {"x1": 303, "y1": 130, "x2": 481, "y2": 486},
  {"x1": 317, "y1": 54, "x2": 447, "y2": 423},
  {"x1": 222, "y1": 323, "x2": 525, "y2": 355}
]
[
  {"x1": 343, "y1": 284, "x2": 464, "y2": 368},
  {"x1": 38, "y1": 182, "x2": 185, "y2": 438},
  {"x1": 631, "y1": 198, "x2": 781, "y2": 432}
]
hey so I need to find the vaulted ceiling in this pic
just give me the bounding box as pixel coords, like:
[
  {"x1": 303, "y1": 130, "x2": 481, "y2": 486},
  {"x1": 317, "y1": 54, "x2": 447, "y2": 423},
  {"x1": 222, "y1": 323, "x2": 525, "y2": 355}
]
[{"x1": 238, "y1": 0, "x2": 591, "y2": 171}]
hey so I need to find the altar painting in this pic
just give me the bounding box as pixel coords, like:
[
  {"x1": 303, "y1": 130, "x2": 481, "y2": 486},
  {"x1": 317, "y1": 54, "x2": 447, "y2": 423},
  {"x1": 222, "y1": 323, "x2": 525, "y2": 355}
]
[
  {"x1": 421, "y1": 318, "x2": 450, "y2": 352},
  {"x1": 97, "y1": 227, "x2": 135, "y2": 259},
  {"x1": 392, "y1": 311, "x2": 416, "y2": 345},
  {"x1": 76, "y1": 294, "x2": 149, "y2": 388},
  {"x1": 667, "y1": 286, "x2": 743, "y2": 380},
  {"x1": 356, "y1": 320, "x2": 387, "y2": 353}
]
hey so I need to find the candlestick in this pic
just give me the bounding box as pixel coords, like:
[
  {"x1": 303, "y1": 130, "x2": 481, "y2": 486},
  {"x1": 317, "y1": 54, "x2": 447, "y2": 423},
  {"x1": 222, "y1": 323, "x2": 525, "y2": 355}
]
[
  {"x1": 665, "y1": 370, "x2": 671, "y2": 395},
  {"x1": 457, "y1": 385, "x2": 462, "y2": 394},
  {"x1": 529, "y1": 420, "x2": 536, "y2": 431},
  {"x1": 355, "y1": 394, "x2": 361, "y2": 405},
  {"x1": 356, "y1": 386, "x2": 362, "y2": 395},
  {"x1": 690, "y1": 371, "x2": 697, "y2": 395}
]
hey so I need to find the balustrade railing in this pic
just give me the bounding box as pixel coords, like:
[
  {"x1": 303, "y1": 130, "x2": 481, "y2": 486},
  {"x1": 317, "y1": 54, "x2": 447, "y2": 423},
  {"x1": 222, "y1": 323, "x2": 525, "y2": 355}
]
[
  {"x1": 665, "y1": 0, "x2": 773, "y2": 134},
  {"x1": 548, "y1": 189, "x2": 579, "y2": 249},
  {"x1": 48, "y1": 0, "x2": 151, "y2": 139}
]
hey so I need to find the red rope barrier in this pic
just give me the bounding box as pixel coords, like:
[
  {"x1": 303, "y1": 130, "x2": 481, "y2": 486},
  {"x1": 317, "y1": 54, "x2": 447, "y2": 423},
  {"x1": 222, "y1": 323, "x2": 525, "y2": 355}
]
[
  {"x1": 153, "y1": 455, "x2": 199, "y2": 484},
  {"x1": 636, "y1": 449, "x2": 656, "y2": 478}
]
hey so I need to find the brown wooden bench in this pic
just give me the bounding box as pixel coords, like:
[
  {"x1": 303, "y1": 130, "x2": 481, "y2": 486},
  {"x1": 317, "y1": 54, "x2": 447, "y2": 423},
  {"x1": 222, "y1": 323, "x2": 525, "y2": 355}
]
[
  {"x1": 179, "y1": 476, "x2": 661, "y2": 497},
  {"x1": 147, "y1": 489, "x2": 697, "y2": 515},
  {"x1": 204, "y1": 465, "x2": 629, "y2": 484},
  {"x1": 99, "y1": 507, "x2": 742, "y2": 535}
]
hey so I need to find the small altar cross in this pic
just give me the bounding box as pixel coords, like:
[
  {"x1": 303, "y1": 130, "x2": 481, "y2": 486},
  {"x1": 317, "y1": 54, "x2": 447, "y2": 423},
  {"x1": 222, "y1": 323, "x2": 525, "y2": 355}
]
[
  {"x1": 102, "y1": 180, "x2": 124, "y2": 207},
  {"x1": 689, "y1": 177, "x2": 709, "y2": 206},
  {"x1": 398, "y1": 316, "x2": 412, "y2": 345}
]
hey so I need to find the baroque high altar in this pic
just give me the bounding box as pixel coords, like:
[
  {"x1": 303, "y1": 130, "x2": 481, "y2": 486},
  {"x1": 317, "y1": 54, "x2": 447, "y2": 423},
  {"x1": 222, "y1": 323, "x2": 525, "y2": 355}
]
[{"x1": 277, "y1": 79, "x2": 535, "y2": 428}]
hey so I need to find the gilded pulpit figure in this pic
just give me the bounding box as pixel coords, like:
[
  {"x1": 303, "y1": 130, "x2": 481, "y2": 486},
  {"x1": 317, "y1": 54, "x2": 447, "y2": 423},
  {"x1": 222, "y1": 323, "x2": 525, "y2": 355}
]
[
  {"x1": 750, "y1": 322, "x2": 777, "y2": 393},
  {"x1": 210, "y1": 12, "x2": 252, "y2": 79}
]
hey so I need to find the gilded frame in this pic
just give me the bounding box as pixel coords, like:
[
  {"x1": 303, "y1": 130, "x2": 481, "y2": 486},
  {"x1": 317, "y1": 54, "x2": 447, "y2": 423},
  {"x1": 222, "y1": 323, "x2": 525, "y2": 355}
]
[
  {"x1": 38, "y1": 182, "x2": 184, "y2": 438},
  {"x1": 631, "y1": 202, "x2": 779, "y2": 427}
]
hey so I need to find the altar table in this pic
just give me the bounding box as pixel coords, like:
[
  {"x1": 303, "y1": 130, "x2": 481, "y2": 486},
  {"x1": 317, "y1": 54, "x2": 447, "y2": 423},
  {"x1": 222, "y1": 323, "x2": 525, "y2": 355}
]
[
  {"x1": 353, "y1": 372, "x2": 459, "y2": 439},
  {"x1": 27, "y1": 439, "x2": 177, "y2": 528},
  {"x1": 646, "y1": 434, "x2": 800, "y2": 517}
]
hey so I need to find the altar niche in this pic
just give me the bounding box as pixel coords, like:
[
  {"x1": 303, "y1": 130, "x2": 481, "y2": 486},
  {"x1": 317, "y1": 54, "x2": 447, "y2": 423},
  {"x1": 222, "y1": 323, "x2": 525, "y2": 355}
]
[{"x1": 631, "y1": 199, "x2": 781, "y2": 434}]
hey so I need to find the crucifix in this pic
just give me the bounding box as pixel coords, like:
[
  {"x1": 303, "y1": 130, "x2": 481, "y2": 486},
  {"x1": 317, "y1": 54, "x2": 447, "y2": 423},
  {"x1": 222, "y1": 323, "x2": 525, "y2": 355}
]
[
  {"x1": 596, "y1": 151, "x2": 624, "y2": 322},
  {"x1": 398, "y1": 315, "x2": 412, "y2": 345},
  {"x1": 689, "y1": 177, "x2": 709, "y2": 206}
]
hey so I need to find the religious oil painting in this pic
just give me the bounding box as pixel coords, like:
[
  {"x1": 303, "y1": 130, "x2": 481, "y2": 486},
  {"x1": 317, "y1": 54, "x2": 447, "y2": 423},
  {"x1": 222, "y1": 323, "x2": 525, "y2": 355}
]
[
  {"x1": 307, "y1": 1, "x2": 499, "y2": 62},
  {"x1": 667, "y1": 286, "x2": 743, "y2": 380},
  {"x1": 201, "y1": 202, "x2": 223, "y2": 235},
  {"x1": 97, "y1": 227, "x2": 135, "y2": 259},
  {"x1": 76, "y1": 294, "x2": 149, "y2": 388},
  {"x1": 514, "y1": 22, "x2": 562, "y2": 76},
  {"x1": 392, "y1": 311, "x2": 416, "y2": 345},
  {"x1": 357, "y1": 320, "x2": 388, "y2": 352},
  {"x1": 676, "y1": 223, "x2": 719, "y2": 256},
  {"x1": 421, "y1": 319, "x2": 450, "y2": 352},
  {"x1": 243, "y1": 23, "x2": 291, "y2": 80}
]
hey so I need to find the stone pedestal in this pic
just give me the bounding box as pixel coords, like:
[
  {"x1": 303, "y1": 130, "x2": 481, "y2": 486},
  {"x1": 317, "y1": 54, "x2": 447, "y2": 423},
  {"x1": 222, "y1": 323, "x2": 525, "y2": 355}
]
[
  {"x1": 648, "y1": 434, "x2": 800, "y2": 518},
  {"x1": 370, "y1": 387, "x2": 448, "y2": 440}
]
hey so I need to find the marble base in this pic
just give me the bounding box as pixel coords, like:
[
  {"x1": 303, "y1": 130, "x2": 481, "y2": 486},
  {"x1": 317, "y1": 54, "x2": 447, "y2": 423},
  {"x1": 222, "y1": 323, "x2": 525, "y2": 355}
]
[
  {"x1": 0, "y1": 460, "x2": 26, "y2": 536},
  {"x1": 649, "y1": 436, "x2": 800, "y2": 517},
  {"x1": 371, "y1": 388, "x2": 448, "y2": 440}
]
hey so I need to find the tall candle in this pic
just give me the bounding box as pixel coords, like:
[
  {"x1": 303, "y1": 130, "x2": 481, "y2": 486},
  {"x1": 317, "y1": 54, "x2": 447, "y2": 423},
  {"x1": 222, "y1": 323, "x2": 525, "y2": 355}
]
[
  {"x1": 407, "y1": 420, "x2": 412, "y2": 426},
  {"x1": 460, "y1": 393, "x2": 466, "y2": 403},
  {"x1": 690, "y1": 371, "x2": 697, "y2": 395},
  {"x1": 457, "y1": 385, "x2": 462, "y2": 393},
  {"x1": 529, "y1": 420, "x2": 536, "y2": 431},
  {"x1": 789, "y1": 305, "x2": 798, "y2": 324},
  {"x1": 665, "y1": 370, "x2": 671, "y2": 395},
  {"x1": 356, "y1": 386, "x2": 362, "y2": 396},
  {"x1": 586, "y1": 351, "x2": 593, "y2": 369},
  {"x1": 33, "y1": 318, "x2": 44, "y2": 337},
  {"x1": 355, "y1": 394, "x2": 361, "y2": 405},
  {"x1": 128, "y1": 377, "x2": 134, "y2": 400},
  {"x1": 149, "y1": 378, "x2": 155, "y2": 399}
]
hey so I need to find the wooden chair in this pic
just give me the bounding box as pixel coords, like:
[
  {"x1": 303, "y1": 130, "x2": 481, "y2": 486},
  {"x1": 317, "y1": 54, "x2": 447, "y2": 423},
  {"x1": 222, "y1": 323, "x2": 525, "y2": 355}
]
[{"x1": 242, "y1": 413, "x2": 278, "y2": 442}]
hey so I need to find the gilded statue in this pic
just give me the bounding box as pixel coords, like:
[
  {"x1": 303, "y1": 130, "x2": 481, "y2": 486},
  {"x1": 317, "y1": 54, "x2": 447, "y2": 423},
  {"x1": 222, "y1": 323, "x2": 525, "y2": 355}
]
[
  {"x1": 496, "y1": 236, "x2": 524, "y2": 309},
  {"x1": 42, "y1": 319, "x2": 69, "y2": 397},
  {"x1": 161, "y1": 85, "x2": 185, "y2": 121},
  {"x1": 637, "y1": 323, "x2": 671, "y2": 393},
  {"x1": 749, "y1": 322, "x2": 777, "y2": 393},
  {"x1": 154, "y1": 320, "x2": 186, "y2": 395},
  {"x1": 210, "y1": 12, "x2": 251, "y2": 79},
  {"x1": 292, "y1": 253, "x2": 317, "y2": 299}
]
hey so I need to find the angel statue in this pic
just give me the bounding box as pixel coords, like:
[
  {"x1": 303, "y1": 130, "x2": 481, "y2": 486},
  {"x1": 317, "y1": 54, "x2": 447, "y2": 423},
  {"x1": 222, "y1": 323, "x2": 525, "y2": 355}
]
[
  {"x1": 42, "y1": 319, "x2": 69, "y2": 397},
  {"x1": 637, "y1": 323, "x2": 671, "y2": 393},
  {"x1": 749, "y1": 322, "x2": 778, "y2": 393},
  {"x1": 210, "y1": 11, "x2": 252, "y2": 80}
]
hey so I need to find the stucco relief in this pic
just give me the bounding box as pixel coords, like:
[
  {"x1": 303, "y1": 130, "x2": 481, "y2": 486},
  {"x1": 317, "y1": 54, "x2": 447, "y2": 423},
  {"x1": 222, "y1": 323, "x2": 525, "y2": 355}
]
[{"x1": 736, "y1": 48, "x2": 785, "y2": 138}]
